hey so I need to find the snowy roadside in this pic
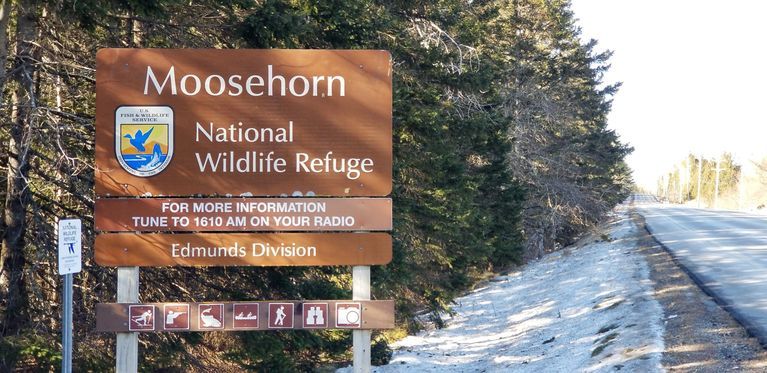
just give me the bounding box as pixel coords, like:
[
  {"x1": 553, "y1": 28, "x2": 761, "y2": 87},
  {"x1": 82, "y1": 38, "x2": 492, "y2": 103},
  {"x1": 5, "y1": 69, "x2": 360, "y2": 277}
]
[{"x1": 346, "y1": 208, "x2": 665, "y2": 372}]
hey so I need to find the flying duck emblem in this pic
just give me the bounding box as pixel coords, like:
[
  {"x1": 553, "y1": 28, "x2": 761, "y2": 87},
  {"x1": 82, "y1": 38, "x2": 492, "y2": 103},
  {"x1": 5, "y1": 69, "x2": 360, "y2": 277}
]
[{"x1": 115, "y1": 106, "x2": 174, "y2": 177}]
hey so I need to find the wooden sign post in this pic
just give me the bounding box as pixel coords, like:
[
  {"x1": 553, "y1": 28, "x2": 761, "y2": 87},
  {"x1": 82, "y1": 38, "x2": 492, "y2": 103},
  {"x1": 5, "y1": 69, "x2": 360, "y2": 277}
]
[
  {"x1": 116, "y1": 267, "x2": 139, "y2": 373},
  {"x1": 95, "y1": 49, "x2": 392, "y2": 373},
  {"x1": 353, "y1": 266, "x2": 371, "y2": 372}
]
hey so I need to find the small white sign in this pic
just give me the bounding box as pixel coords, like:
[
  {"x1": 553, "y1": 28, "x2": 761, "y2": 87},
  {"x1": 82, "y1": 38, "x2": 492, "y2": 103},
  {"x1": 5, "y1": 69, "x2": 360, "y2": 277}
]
[{"x1": 58, "y1": 219, "x2": 82, "y2": 275}]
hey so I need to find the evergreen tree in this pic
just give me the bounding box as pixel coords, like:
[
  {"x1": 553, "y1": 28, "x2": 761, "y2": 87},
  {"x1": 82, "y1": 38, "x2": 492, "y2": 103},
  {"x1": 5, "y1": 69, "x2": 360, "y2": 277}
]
[{"x1": 0, "y1": 1, "x2": 631, "y2": 370}]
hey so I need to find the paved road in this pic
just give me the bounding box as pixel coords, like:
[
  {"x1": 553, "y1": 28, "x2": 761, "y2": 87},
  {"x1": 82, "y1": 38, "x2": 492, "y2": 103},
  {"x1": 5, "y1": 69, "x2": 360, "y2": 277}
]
[{"x1": 635, "y1": 199, "x2": 767, "y2": 344}]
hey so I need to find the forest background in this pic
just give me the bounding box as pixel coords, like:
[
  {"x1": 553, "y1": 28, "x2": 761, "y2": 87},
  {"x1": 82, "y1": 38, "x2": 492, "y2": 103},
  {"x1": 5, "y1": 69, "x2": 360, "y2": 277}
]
[{"x1": 0, "y1": 0, "x2": 632, "y2": 370}]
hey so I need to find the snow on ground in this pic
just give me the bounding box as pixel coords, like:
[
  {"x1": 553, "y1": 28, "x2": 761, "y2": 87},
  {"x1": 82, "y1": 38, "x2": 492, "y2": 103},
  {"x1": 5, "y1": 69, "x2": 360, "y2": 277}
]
[{"x1": 347, "y1": 209, "x2": 665, "y2": 372}]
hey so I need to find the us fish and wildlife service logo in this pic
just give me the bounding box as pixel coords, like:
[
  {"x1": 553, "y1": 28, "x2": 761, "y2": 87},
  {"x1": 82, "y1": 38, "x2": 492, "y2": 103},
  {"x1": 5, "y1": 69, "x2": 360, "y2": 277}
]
[{"x1": 115, "y1": 106, "x2": 174, "y2": 177}]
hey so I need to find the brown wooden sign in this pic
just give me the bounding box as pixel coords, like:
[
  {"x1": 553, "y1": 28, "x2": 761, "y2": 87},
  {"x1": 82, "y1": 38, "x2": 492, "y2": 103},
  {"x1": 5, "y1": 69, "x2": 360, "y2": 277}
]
[
  {"x1": 95, "y1": 233, "x2": 391, "y2": 266},
  {"x1": 95, "y1": 49, "x2": 392, "y2": 197},
  {"x1": 95, "y1": 197, "x2": 392, "y2": 232},
  {"x1": 96, "y1": 300, "x2": 394, "y2": 332}
]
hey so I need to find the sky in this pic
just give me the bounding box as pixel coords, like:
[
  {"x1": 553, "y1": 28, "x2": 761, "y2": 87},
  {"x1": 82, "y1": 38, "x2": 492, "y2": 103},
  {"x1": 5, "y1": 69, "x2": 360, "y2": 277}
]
[{"x1": 569, "y1": 1, "x2": 767, "y2": 190}]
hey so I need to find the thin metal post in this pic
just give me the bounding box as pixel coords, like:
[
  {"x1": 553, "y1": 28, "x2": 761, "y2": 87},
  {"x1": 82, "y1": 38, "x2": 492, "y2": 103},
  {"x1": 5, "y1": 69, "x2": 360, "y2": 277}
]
[
  {"x1": 62, "y1": 273, "x2": 73, "y2": 373},
  {"x1": 116, "y1": 267, "x2": 139, "y2": 373},
  {"x1": 677, "y1": 165, "x2": 684, "y2": 203},
  {"x1": 714, "y1": 157, "x2": 721, "y2": 209},
  {"x1": 697, "y1": 154, "x2": 703, "y2": 208},
  {"x1": 352, "y1": 265, "x2": 371, "y2": 373}
]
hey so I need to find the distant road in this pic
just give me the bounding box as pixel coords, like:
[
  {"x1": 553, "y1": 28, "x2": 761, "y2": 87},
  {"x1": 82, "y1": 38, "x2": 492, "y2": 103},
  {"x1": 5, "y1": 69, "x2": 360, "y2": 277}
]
[
  {"x1": 629, "y1": 194, "x2": 659, "y2": 204},
  {"x1": 634, "y1": 196, "x2": 767, "y2": 344}
]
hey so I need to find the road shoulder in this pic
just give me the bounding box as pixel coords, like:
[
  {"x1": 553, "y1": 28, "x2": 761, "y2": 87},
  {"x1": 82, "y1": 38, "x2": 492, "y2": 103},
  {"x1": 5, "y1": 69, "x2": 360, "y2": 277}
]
[{"x1": 632, "y1": 211, "x2": 767, "y2": 371}]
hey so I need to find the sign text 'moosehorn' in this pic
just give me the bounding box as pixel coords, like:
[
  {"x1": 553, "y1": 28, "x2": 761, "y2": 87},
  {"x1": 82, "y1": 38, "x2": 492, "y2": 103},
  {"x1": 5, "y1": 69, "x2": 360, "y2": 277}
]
[{"x1": 144, "y1": 65, "x2": 346, "y2": 97}]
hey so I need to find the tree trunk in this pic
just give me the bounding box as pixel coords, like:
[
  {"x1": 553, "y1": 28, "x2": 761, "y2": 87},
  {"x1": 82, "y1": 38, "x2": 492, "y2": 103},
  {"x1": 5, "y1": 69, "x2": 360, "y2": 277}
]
[
  {"x1": 0, "y1": 0, "x2": 9, "y2": 93},
  {"x1": 0, "y1": 0, "x2": 37, "y2": 337},
  {"x1": 0, "y1": 0, "x2": 11, "y2": 274}
]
